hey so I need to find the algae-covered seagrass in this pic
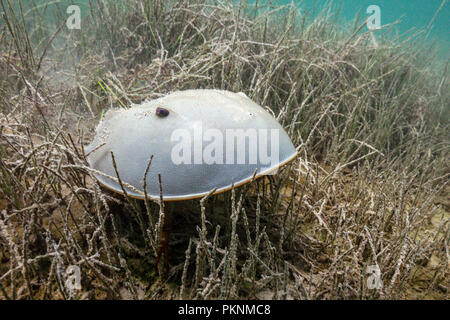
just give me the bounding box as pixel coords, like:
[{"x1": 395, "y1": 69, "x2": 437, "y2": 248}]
[{"x1": 85, "y1": 89, "x2": 297, "y2": 201}]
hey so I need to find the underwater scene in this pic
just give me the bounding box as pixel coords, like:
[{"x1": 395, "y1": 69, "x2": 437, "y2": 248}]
[{"x1": 0, "y1": 0, "x2": 448, "y2": 303}]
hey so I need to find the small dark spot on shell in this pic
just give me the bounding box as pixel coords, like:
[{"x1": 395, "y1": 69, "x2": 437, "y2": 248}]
[{"x1": 156, "y1": 107, "x2": 169, "y2": 117}]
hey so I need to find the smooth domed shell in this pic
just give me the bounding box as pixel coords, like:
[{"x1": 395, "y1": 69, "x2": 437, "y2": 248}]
[{"x1": 85, "y1": 89, "x2": 297, "y2": 201}]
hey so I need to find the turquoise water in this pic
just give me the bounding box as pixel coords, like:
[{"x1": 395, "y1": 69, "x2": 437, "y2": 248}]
[
  {"x1": 3, "y1": 0, "x2": 449, "y2": 59},
  {"x1": 259, "y1": 0, "x2": 449, "y2": 58}
]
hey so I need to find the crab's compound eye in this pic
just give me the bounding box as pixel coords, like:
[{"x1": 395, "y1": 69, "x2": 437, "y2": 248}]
[{"x1": 156, "y1": 107, "x2": 169, "y2": 117}]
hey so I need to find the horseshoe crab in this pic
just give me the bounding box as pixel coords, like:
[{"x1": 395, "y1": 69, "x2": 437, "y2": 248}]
[
  {"x1": 85, "y1": 89, "x2": 297, "y2": 273},
  {"x1": 85, "y1": 89, "x2": 297, "y2": 201}
]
